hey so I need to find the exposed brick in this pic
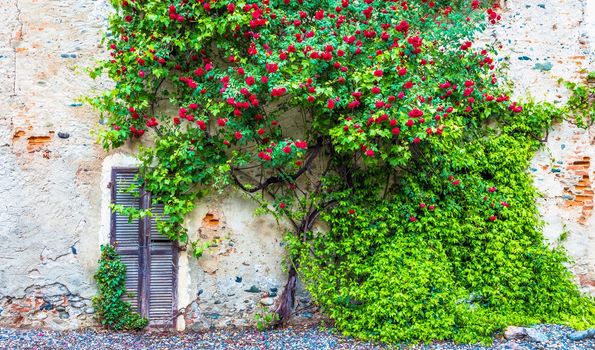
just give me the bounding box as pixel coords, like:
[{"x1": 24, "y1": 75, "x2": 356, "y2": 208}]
[
  {"x1": 563, "y1": 157, "x2": 593, "y2": 224},
  {"x1": 579, "y1": 274, "x2": 595, "y2": 288},
  {"x1": 26, "y1": 135, "x2": 53, "y2": 152}
]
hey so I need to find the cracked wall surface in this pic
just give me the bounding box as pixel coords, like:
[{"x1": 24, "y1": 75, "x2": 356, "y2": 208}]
[
  {"x1": 0, "y1": 0, "x2": 311, "y2": 330},
  {"x1": 489, "y1": 0, "x2": 595, "y2": 293},
  {"x1": 0, "y1": 0, "x2": 593, "y2": 331},
  {"x1": 0, "y1": 0, "x2": 113, "y2": 329}
]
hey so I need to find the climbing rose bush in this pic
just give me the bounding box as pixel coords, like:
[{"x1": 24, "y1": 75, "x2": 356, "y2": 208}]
[
  {"x1": 88, "y1": 0, "x2": 595, "y2": 343},
  {"x1": 90, "y1": 0, "x2": 510, "y2": 245}
]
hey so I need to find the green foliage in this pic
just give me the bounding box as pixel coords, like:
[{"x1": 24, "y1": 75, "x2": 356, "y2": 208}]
[
  {"x1": 289, "y1": 101, "x2": 595, "y2": 345},
  {"x1": 254, "y1": 307, "x2": 280, "y2": 331},
  {"x1": 87, "y1": 0, "x2": 595, "y2": 343},
  {"x1": 560, "y1": 79, "x2": 594, "y2": 128},
  {"x1": 87, "y1": 0, "x2": 509, "y2": 260},
  {"x1": 92, "y1": 244, "x2": 148, "y2": 331}
]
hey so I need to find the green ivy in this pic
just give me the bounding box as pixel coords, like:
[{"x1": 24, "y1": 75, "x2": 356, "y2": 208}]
[
  {"x1": 560, "y1": 78, "x2": 595, "y2": 128},
  {"x1": 92, "y1": 245, "x2": 148, "y2": 331},
  {"x1": 289, "y1": 100, "x2": 595, "y2": 345}
]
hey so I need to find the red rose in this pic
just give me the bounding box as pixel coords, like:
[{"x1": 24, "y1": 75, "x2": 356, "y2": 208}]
[
  {"x1": 266, "y1": 63, "x2": 278, "y2": 73},
  {"x1": 295, "y1": 140, "x2": 308, "y2": 149},
  {"x1": 408, "y1": 108, "x2": 423, "y2": 118}
]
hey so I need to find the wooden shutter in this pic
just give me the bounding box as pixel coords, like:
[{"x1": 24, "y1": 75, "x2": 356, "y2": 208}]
[
  {"x1": 147, "y1": 202, "x2": 178, "y2": 327},
  {"x1": 109, "y1": 169, "x2": 177, "y2": 328},
  {"x1": 110, "y1": 168, "x2": 142, "y2": 311}
]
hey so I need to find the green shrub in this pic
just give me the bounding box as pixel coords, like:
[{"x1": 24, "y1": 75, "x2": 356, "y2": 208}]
[
  {"x1": 92, "y1": 245, "x2": 148, "y2": 331},
  {"x1": 290, "y1": 102, "x2": 595, "y2": 344}
]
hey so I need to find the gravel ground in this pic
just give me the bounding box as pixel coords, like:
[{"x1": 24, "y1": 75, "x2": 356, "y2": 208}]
[{"x1": 0, "y1": 324, "x2": 593, "y2": 350}]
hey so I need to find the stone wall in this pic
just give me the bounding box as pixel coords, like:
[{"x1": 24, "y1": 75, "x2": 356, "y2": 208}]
[
  {"x1": 491, "y1": 0, "x2": 595, "y2": 293},
  {"x1": 0, "y1": 0, "x2": 110, "y2": 330},
  {"x1": 0, "y1": 0, "x2": 592, "y2": 331}
]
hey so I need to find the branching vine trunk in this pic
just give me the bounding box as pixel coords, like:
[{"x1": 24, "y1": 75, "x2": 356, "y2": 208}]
[{"x1": 275, "y1": 263, "x2": 299, "y2": 324}]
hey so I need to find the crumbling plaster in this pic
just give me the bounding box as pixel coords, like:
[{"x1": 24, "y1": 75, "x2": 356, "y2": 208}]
[{"x1": 490, "y1": 0, "x2": 595, "y2": 293}]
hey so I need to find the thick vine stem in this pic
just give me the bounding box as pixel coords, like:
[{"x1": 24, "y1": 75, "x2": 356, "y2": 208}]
[
  {"x1": 272, "y1": 205, "x2": 329, "y2": 326},
  {"x1": 273, "y1": 264, "x2": 298, "y2": 326}
]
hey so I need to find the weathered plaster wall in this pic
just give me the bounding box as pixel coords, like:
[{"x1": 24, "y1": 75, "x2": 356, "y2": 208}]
[
  {"x1": 0, "y1": 0, "x2": 111, "y2": 329},
  {"x1": 0, "y1": 0, "x2": 592, "y2": 331},
  {"x1": 490, "y1": 0, "x2": 595, "y2": 293},
  {"x1": 0, "y1": 0, "x2": 309, "y2": 330}
]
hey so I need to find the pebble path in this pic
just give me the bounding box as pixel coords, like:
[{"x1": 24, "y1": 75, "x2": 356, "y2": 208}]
[{"x1": 0, "y1": 324, "x2": 594, "y2": 350}]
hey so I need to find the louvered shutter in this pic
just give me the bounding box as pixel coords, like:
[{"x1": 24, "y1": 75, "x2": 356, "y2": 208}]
[
  {"x1": 109, "y1": 169, "x2": 178, "y2": 328},
  {"x1": 147, "y1": 202, "x2": 177, "y2": 327},
  {"x1": 110, "y1": 169, "x2": 142, "y2": 311}
]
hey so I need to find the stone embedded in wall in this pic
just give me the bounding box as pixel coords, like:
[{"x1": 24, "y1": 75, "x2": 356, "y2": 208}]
[
  {"x1": 182, "y1": 294, "x2": 256, "y2": 331},
  {"x1": 181, "y1": 282, "x2": 317, "y2": 331},
  {"x1": 0, "y1": 283, "x2": 94, "y2": 330}
]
